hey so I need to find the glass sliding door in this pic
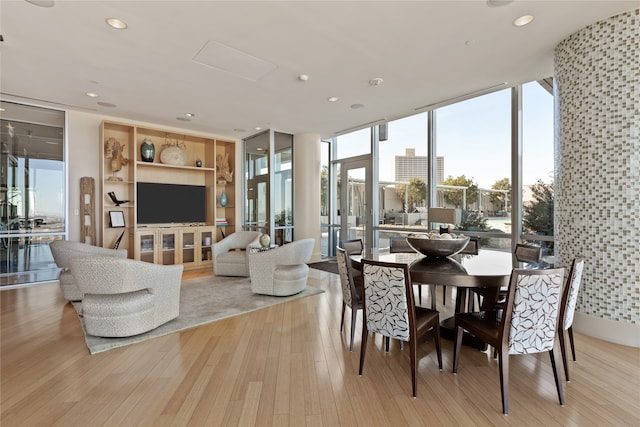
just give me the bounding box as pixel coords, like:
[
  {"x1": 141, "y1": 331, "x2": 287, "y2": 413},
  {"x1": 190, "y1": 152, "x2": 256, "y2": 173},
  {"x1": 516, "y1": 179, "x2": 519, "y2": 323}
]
[
  {"x1": 338, "y1": 157, "x2": 370, "y2": 252},
  {"x1": 1, "y1": 101, "x2": 66, "y2": 286}
]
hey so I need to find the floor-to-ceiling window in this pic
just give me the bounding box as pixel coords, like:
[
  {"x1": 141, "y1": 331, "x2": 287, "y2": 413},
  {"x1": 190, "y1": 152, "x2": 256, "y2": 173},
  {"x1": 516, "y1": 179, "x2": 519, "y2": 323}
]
[
  {"x1": 1, "y1": 101, "x2": 66, "y2": 286},
  {"x1": 521, "y1": 81, "x2": 555, "y2": 260},
  {"x1": 323, "y1": 81, "x2": 554, "y2": 257},
  {"x1": 435, "y1": 88, "x2": 512, "y2": 251}
]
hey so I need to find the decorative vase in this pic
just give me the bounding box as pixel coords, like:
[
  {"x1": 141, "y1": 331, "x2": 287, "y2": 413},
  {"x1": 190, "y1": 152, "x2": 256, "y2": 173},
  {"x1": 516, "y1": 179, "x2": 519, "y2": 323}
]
[
  {"x1": 160, "y1": 145, "x2": 186, "y2": 166},
  {"x1": 195, "y1": 159, "x2": 202, "y2": 167},
  {"x1": 219, "y1": 189, "x2": 227, "y2": 207},
  {"x1": 259, "y1": 233, "x2": 271, "y2": 248},
  {"x1": 140, "y1": 138, "x2": 155, "y2": 162}
]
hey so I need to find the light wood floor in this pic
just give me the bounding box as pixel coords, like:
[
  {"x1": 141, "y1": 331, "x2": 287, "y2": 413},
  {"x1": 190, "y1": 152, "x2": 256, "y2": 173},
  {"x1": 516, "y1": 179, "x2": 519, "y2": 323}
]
[{"x1": 2, "y1": 268, "x2": 639, "y2": 426}]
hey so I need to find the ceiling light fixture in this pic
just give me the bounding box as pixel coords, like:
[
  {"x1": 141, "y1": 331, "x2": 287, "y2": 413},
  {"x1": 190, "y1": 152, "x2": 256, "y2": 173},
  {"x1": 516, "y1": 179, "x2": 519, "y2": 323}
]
[
  {"x1": 0, "y1": 107, "x2": 5, "y2": 112},
  {"x1": 85, "y1": 92, "x2": 99, "y2": 98},
  {"x1": 24, "y1": 1, "x2": 55, "y2": 7},
  {"x1": 185, "y1": 113, "x2": 195, "y2": 117},
  {"x1": 298, "y1": 74, "x2": 309, "y2": 82},
  {"x1": 513, "y1": 15, "x2": 534, "y2": 27},
  {"x1": 106, "y1": 18, "x2": 128, "y2": 29},
  {"x1": 350, "y1": 103, "x2": 365, "y2": 109},
  {"x1": 328, "y1": 97, "x2": 339, "y2": 102},
  {"x1": 255, "y1": 127, "x2": 262, "y2": 131},
  {"x1": 369, "y1": 77, "x2": 384, "y2": 86}
]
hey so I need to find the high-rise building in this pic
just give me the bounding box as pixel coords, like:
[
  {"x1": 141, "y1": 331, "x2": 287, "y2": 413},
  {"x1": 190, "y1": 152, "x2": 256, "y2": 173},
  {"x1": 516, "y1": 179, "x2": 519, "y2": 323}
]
[{"x1": 395, "y1": 148, "x2": 444, "y2": 184}]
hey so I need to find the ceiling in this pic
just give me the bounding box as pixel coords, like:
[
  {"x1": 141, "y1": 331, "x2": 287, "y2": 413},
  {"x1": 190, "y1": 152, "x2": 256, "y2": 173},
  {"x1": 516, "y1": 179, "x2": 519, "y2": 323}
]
[{"x1": 1, "y1": 1, "x2": 637, "y2": 140}]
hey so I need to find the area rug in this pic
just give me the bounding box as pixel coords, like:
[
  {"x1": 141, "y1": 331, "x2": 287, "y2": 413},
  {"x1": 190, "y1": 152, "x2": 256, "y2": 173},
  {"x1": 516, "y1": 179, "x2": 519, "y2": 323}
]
[
  {"x1": 308, "y1": 260, "x2": 338, "y2": 275},
  {"x1": 72, "y1": 276, "x2": 324, "y2": 354}
]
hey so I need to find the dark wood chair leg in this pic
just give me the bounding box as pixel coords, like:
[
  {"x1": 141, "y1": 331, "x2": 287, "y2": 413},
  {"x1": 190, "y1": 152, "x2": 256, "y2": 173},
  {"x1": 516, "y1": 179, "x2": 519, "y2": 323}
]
[
  {"x1": 452, "y1": 326, "x2": 464, "y2": 373},
  {"x1": 385, "y1": 336, "x2": 390, "y2": 352},
  {"x1": 549, "y1": 348, "x2": 565, "y2": 407},
  {"x1": 442, "y1": 285, "x2": 447, "y2": 306},
  {"x1": 417, "y1": 285, "x2": 422, "y2": 304},
  {"x1": 340, "y1": 302, "x2": 346, "y2": 332},
  {"x1": 359, "y1": 327, "x2": 368, "y2": 375},
  {"x1": 349, "y1": 307, "x2": 357, "y2": 352},
  {"x1": 410, "y1": 339, "x2": 417, "y2": 397},
  {"x1": 568, "y1": 326, "x2": 577, "y2": 361},
  {"x1": 498, "y1": 348, "x2": 509, "y2": 415},
  {"x1": 558, "y1": 329, "x2": 570, "y2": 381},
  {"x1": 430, "y1": 285, "x2": 437, "y2": 310},
  {"x1": 434, "y1": 322, "x2": 443, "y2": 371}
]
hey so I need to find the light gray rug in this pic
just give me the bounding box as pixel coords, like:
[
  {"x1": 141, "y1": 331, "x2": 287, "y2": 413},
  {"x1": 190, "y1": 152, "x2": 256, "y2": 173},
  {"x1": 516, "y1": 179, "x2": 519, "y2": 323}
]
[{"x1": 72, "y1": 276, "x2": 324, "y2": 354}]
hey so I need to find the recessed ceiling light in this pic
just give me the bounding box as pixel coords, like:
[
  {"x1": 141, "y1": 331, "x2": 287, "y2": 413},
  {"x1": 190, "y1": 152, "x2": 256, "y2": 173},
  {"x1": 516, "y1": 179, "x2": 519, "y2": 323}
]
[
  {"x1": 257, "y1": 147, "x2": 264, "y2": 151},
  {"x1": 369, "y1": 78, "x2": 384, "y2": 86},
  {"x1": 185, "y1": 113, "x2": 195, "y2": 117},
  {"x1": 255, "y1": 127, "x2": 262, "y2": 131},
  {"x1": 176, "y1": 117, "x2": 191, "y2": 122},
  {"x1": 486, "y1": 0, "x2": 514, "y2": 7},
  {"x1": 106, "y1": 18, "x2": 128, "y2": 30},
  {"x1": 0, "y1": 107, "x2": 5, "y2": 112},
  {"x1": 328, "y1": 97, "x2": 339, "y2": 102},
  {"x1": 513, "y1": 15, "x2": 534, "y2": 27},
  {"x1": 25, "y1": 0, "x2": 55, "y2": 7},
  {"x1": 97, "y1": 101, "x2": 116, "y2": 108},
  {"x1": 350, "y1": 104, "x2": 365, "y2": 109},
  {"x1": 298, "y1": 74, "x2": 309, "y2": 82},
  {"x1": 85, "y1": 92, "x2": 99, "y2": 98}
]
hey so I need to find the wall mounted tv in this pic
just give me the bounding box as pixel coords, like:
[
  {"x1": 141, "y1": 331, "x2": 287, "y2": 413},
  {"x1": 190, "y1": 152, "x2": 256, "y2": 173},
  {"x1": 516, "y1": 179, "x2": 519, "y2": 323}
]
[{"x1": 137, "y1": 182, "x2": 206, "y2": 225}]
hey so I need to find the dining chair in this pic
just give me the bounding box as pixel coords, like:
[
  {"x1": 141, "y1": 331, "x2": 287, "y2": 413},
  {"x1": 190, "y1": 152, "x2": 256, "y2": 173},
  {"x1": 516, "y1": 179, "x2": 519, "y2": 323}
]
[
  {"x1": 452, "y1": 267, "x2": 566, "y2": 414},
  {"x1": 340, "y1": 238, "x2": 364, "y2": 256},
  {"x1": 558, "y1": 257, "x2": 585, "y2": 381},
  {"x1": 339, "y1": 238, "x2": 364, "y2": 282},
  {"x1": 336, "y1": 247, "x2": 363, "y2": 352},
  {"x1": 514, "y1": 243, "x2": 543, "y2": 266},
  {"x1": 389, "y1": 236, "x2": 432, "y2": 306},
  {"x1": 359, "y1": 259, "x2": 442, "y2": 397}
]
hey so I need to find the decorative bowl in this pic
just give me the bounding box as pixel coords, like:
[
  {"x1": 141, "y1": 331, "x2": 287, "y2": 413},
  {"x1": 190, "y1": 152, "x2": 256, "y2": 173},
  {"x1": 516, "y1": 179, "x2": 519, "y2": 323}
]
[{"x1": 406, "y1": 234, "x2": 470, "y2": 257}]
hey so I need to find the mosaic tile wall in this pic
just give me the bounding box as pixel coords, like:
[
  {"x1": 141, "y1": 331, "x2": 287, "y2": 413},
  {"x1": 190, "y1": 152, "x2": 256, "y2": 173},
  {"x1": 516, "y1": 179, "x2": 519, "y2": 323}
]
[{"x1": 554, "y1": 9, "x2": 639, "y2": 324}]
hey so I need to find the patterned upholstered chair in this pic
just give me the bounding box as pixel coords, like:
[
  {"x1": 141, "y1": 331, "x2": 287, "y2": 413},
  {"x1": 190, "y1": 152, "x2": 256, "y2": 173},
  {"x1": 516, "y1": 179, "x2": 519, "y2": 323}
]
[
  {"x1": 336, "y1": 247, "x2": 363, "y2": 351},
  {"x1": 49, "y1": 240, "x2": 128, "y2": 301},
  {"x1": 359, "y1": 259, "x2": 442, "y2": 397},
  {"x1": 558, "y1": 257, "x2": 585, "y2": 381},
  {"x1": 212, "y1": 231, "x2": 261, "y2": 277},
  {"x1": 453, "y1": 267, "x2": 566, "y2": 414},
  {"x1": 248, "y1": 238, "x2": 315, "y2": 296},
  {"x1": 339, "y1": 238, "x2": 364, "y2": 282},
  {"x1": 70, "y1": 256, "x2": 183, "y2": 337}
]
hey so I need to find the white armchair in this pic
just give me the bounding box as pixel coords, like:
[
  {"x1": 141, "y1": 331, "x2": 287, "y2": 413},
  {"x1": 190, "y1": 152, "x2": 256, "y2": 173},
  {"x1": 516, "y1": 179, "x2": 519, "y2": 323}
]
[
  {"x1": 248, "y1": 238, "x2": 315, "y2": 296},
  {"x1": 49, "y1": 240, "x2": 128, "y2": 301},
  {"x1": 212, "y1": 231, "x2": 261, "y2": 276},
  {"x1": 70, "y1": 257, "x2": 183, "y2": 337}
]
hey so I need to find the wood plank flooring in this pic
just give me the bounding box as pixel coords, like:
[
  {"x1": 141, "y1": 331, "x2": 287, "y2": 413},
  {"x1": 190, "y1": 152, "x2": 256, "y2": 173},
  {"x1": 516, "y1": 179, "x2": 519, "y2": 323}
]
[{"x1": 1, "y1": 268, "x2": 639, "y2": 426}]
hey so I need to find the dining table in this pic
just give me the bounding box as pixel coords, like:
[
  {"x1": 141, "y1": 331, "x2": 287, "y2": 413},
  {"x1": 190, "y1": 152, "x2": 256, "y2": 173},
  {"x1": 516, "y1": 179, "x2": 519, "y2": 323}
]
[{"x1": 350, "y1": 248, "x2": 516, "y2": 348}]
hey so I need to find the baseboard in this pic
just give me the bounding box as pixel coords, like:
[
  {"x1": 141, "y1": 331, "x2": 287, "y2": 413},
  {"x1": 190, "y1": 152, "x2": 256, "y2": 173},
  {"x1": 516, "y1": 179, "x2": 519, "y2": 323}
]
[{"x1": 573, "y1": 312, "x2": 640, "y2": 348}]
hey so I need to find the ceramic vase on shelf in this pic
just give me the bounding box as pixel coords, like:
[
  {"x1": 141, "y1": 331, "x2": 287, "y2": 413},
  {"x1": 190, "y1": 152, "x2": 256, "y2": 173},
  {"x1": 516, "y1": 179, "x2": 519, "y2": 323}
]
[
  {"x1": 140, "y1": 138, "x2": 155, "y2": 162},
  {"x1": 259, "y1": 233, "x2": 271, "y2": 248},
  {"x1": 219, "y1": 189, "x2": 227, "y2": 207}
]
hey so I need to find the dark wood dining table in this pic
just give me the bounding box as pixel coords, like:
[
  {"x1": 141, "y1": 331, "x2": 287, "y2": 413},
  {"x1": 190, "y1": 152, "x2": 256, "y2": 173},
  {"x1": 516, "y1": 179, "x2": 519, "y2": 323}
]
[{"x1": 350, "y1": 249, "x2": 515, "y2": 347}]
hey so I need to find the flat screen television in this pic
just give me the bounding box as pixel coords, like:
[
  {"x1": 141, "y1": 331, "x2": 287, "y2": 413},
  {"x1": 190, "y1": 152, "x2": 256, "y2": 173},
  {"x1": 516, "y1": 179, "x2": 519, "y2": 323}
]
[{"x1": 137, "y1": 182, "x2": 206, "y2": 225}]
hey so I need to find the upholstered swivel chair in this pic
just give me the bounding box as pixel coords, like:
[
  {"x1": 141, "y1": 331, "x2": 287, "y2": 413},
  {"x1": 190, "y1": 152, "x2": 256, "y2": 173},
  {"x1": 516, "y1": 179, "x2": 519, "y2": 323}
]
[
  {"x1": 49, "y1": 240, "x2": 128, "y2": 301},
  {"x1": 212, "y1": 231, "x2": 261, "y2": 277},
  {"x1": 248, "y1": 238, "x2": 315, "y2": 296},
  {"x1": 453, "y1": 267, "x2": 566, "y2": 414},
  {"x1": 336, "y1": 247, "x2": 363, "y2": 351},
  {"x1": 359, "y1": 259, "x2": 442, "y2": 397},
  {"x1": 70, "y1": 257, "x2": 183, "y2": 337},
  {"x1": 558, "y1": 257, "x2": 585, "y2": 381}
]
